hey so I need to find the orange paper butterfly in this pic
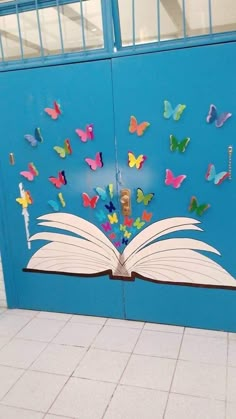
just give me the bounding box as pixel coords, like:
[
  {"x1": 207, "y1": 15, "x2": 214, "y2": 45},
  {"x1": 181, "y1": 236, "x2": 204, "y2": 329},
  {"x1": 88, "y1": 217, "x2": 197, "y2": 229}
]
[{"x1": 129, "y1": 116, "x2": 150, "y2": 136}]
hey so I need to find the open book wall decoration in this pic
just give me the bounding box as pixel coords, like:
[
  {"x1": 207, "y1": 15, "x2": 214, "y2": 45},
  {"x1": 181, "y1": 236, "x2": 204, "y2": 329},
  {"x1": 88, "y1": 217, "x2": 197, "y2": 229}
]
[{"x1": 23, "y1": 213, "x2": 236, "y2": 289}]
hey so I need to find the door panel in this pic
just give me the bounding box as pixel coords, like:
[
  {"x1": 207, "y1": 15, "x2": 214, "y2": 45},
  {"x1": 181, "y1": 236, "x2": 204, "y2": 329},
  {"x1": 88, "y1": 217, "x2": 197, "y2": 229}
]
[
  {"x1": 0, "y1": 60, "x2": 125, "y2": 317},
  {"x1": 112, "y1": 42, "x2": 236, "y2": 330}
]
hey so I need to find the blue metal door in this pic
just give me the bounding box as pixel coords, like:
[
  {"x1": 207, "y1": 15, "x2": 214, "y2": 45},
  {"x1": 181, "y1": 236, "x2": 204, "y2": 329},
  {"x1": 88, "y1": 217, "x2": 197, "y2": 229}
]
[
  {"x1": 0, "y1": 59, "x2": 125, "y2": 318},
  {"x1": 112, "y1": 42, "x2": 236, "y2": 331}
]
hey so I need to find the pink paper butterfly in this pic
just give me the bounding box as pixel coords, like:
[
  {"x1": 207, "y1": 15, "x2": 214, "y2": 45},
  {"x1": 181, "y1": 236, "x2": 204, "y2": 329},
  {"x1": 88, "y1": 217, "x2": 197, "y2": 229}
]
[
  {"x1": 165, "y1": 169, "x2": 186, "y2": 189},
  {"x1": 75, "y1": 124, "x2": 94, "y2": 142},
  {"x1": 85, "y1": 152, "x2": 103, "y2": 171},
  {"x1": 44, "y1": 101, "x2": 62, "y2": 120},
  {"x1": 20, "y1": 163, "x2": 38, "y2": 181}
]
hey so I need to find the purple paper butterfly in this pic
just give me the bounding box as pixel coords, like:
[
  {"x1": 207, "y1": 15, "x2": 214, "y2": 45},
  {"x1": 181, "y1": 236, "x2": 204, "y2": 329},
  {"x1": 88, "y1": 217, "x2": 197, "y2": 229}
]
[{"x1": 206, "y1": 104, "x2": 232, "y2": 128}]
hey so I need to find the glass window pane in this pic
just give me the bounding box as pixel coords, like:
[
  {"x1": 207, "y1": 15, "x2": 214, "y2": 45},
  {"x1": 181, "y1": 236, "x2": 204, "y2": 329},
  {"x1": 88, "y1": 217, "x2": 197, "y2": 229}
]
[
  {"x1": 211, "y1": 0, "x2": 236, "y2": 33},
  {"x1": 0, "y1": 14, "x2": 21, "y2": 60},
  {"x1": 39, "y1": 7, "x2": 62, "y2": 55},
  {"x1": 19, "y1": 9, "x2": 42, "y2": 58},
  {"x1": 159, "y1": 1, "x2": 184, "y2": 41},
  {"x1": 185, "y1": 0, "x2": 209, "y2": 36}
]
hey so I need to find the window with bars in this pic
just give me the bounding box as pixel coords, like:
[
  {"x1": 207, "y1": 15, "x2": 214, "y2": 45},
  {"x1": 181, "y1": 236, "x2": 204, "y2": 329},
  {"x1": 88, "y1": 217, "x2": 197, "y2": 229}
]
[{"x1": 0, "y1": 0, "x2": 236, "y2": 68}]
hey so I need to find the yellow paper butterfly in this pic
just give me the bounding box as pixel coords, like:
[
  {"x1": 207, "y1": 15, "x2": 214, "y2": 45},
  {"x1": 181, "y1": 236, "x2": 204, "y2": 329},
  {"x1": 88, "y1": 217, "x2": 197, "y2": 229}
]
[
  {"x1": 108, "y1": 212, "x2": 118, "y2": 224},
  {"x1": 128, "y1": 152, "x2": 147, "y2": 170},
  {"x1": 124, "y1": 230, "x2": 132, "y2": 239},
  {"x1": 16, "y1": 191, "x2": 33, "y2": 209},
  {"x1": 120, "y1": 224, "x2": 126, "y2": 232},
  {"x1": 136, "y1": 188, "x2": 154, "y2": 206}
]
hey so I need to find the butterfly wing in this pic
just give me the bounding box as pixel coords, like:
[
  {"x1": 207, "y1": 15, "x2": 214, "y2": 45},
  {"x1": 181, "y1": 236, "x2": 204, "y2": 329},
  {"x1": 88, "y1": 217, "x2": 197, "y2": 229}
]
[
  {"x1": 20, "y1": 171, "x2": 34, "y2": 181},
  {"x1": 48, "y1": 200, "x2": 60, "y2": 212},
  {"x1": 86, "y1": 124, "x2": 94, "y2": 140},
  {"x1": 136, "y1": 121, "x2": 150, "y2": 136},
  {"x1": 64, "y1": 139, "x2": 72, "y2": 155},
  {"x1": 188, "y1": 196, "x2": 198, "y2": 213},
  {"x1": 170, "y1": 135, "x2": 178, "y2": 151},
  {"x1": 215, "y1": 112, "x2": 232, "y2": 128},
  {"x1": 206, "y1": 104, "x2": 217, "y2": 124},
  {"x1": 179, "y1": 137, "x2": 190, "y2": 152},
  {"x1": 24, "y1": 134, "x2": 38, "y2": 147},
  {"x1": 54, "y1": 146, "x2": 66, "y2": 158},
  {"x1": 95, "y1": 152, "x2": 103, "y2": 168},
  {"x1": 49, "y1": 177, "x2": 61, "y2": 188},
  {"x1": 206, "y1": 164, "x2": 216, "y2": 182},
  {"x1": 142, "y1": 210, "x2": 153, "y2": 222},
  {"x1": 163, "y1": 100, "x2": 173, "y2": 119},
  {"x1": 108, "y1": 183, "x2": 114, "y2": 198},
  {"x1": 136, "y1": 188, "x2": 144, "y2": 204},
  {"x1": 58, "y1": 192, "x2": 66, "y2": 207},
  {"x1": 35, "y1": 128, "x2": 43, "y2": 143},
  {"x1": 16, "y1": 197, "x2": 27, "y2": 208},
  {"x1": 82, "y1": 193, "x2": 91, "y2": 207},
  {"x1": 75, "y1": 129, "x2": 88, "y2": 142},
  {"x1": 28, "y1": 163, "x2": 38, "y2": 176},
  {"x1": 172, "y1": 175, "x2": 186, "y2": 189},
  {"x1": 44, "y1": 108, "x2": 58, "y2": 120},
  {"x1": 173, "y1": 104, "x2": 186, "y2": 121},
  {"x1": 197, "y1": 203, "x2": 210, "y2": 216},
  {"x1": 165, "y1": 169, "x2": 174, "y2": 186},
  {"x1": 95, "y1": 187, "x2": 107, "y2": 201},
  {"x1": 143, "y1": 192, "x2": 154, "y2": 206},
  {"x1": 90, "y1": 196, "x2": 99, "y2": 209},
  {"x1": 214, "y1": 171, "x2": 229, "y2": 185},
  {"x1": 59, "y1": 170, "x2": 67, "y2": 185},
  {"x1": 54, "y1": 101, "x2": 61, "y2": 116},
  {"x1": 129, "y1": 116, "x2": 138, "y2": 134}
]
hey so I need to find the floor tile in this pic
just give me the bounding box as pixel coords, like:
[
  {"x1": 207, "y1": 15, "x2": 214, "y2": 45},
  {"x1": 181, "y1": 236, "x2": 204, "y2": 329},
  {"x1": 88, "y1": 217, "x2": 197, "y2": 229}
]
[
  {"x1": 134, "y1": 330, "x2": 182, "y2": 359},
  {"x1": 0, "y1": 336, "x2": 10, "y2": 350},
  {"x1": 144, "y1": 323, "x2": 184, "y2": 334},
  {"x1": 70, "y1": 315, "x2": 107, "y2": 325},
  {"x1": 7, "y1": 309, "x2": 39, "y2": 318},
  {"x1": 45, "y1": 415, "x2": 72, "y2": 419},
  {"x1": 179, "y1": 334, "x2": 227, "y2": 365},
  {"x1": 0, "y1": 405, "x2": 44, "y2": 419},
  {"x1": 121, "y1": 354, "x2": 175, "y2": 391},
  {"x1": 227, "y1": 366, "x2": 236, "y2": 402},
  {"x1": 226, "y1": 402, "x2": 236, "y2": 419},
  {"x1": 185, "y1": 327, "x2": 227, "y2": 339},
  {"x1": 92, "y1": 326, "x2": 140, "y2": 353},
  {"x1": 172, "y1": 360, "x2": 226, "y2": 400},
  {"x1": 228, "y1": 340, "x2": 236, "y2": 367},
  {"x1": 229, "y1": 333, "x2": 236, "y2": 341},
  {"x1": 165, "y1": 393, "x2": 225, "y2": 419},
  {"x1": 2, "y1": 370, "x2": 68, "y2": 412},
  {"x1": 0, "y1": 314, "x2": 31, "y2": 338},
  {"x1": 54, "y1": 322, "x2": 102, "y2": 347},
  {"x1": 30, "y1": 343, "x2": 86, "y2": 375},
  {"x1": 50, "y1": 377, "x2": 115, "y2": 419},
  {"x1": 37, "y1": 311, "x2": 72, "y2": 321},
  {"x1": 0, "y1": 365, "x2": 23, "y2": 400},
  {"x1": 16, "y1": 318, "x2": 66, "y2": 342},
  {"x1": 74, "y1": 348, "x2": 129, "y2": 383},
  {"x1": 104, "y1": 385, "x2": 168, "y2": 419},
  {"x1": 106, "y1": 318, "x2": 144, "y2": 329},
  {"x1": 0, "y1": 339, "x2": 47, "y2": 369}
]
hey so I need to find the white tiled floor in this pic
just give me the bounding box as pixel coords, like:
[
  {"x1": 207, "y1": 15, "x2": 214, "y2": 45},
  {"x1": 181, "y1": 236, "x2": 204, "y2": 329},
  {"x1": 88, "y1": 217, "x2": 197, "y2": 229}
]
[
  {"x1": 0, "y1": 306, "x2": 234, "y2": 418},
  {"x1": 0, "y1": 261, "x2": 235, "y2": 418}
]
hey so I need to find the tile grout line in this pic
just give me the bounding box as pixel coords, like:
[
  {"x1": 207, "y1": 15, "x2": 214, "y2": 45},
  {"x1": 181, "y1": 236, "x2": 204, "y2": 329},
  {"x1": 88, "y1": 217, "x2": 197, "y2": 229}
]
[
  {"x1": 101, "y1": 321, "x2": 146, "y2": 419},
  {"x1": 43, "y1": 317, "x2": 110, "y2": 418},
  {"x1": 162, "y1": 327, "x2": 186, "y2": 419}
]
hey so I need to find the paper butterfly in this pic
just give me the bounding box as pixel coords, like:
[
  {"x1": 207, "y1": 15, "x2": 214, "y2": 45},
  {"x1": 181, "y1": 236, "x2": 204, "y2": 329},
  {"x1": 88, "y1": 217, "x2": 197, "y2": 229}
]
[
  {"x1": 170, "y1": 134, "x2": 190, "y2": 153},
  {"x1": 102, "y1": 222, "x2": 112, "y2": 232},
  {"x1": 165, "y1": 169, "x2": 186, "y2": 189},
  {"x1": 188, "y1": 196, "x2": 210, "y2": 217},
  {"x1": 20, "y1": 163, "x2": 38, "y2": 181},
  {"x1": 49, "y1": 170, "x2": 67, "y2": 188},
  {"x1": 206, "y1": 104, "x2": 232, "y2": 128},
  {"x1": 163, "y1": 100, "x2": 186, "y2": 121},
  {"x1": 24, "y1": 128, "x2": 43, "y2": 147},
  {"x1": 108, "y1": 213, "x2": 118, "y2": 224},
  {"x1": 114, "y1": 241, "x2": 121, "y2": 248},
  {"x1": 124, "y1": 216, "x2": 134, "y2": 227},
  {"x1": 124, "y1": 230, "x2": 131, "y2": 239},
  {"x1": 133, "y1": 217, "x2": 145, "y2": 230},
  {"x1": 82, "y1": 193, "x2": 99, "y2": 209},
  {"x1": 48, "y1": 192, "x2": 66, "y2": 212},
  {"x1": 142, "y1": 210, "x2": 153, "y2": 222},
  {"x1": 85, "y1": 152, "x2": 103, "y2": 171},
  {"x1": 75, "y1": 124, "x2": 94, "y2": 142},
  {"x1": 129, "y1": 116, "x2": 150, "y2": 136},
  {"x1": 16, "y1": 191, "x2": 33, "y2": 209},
  {"x1": 109, "y1": 233, "x2": 116, "y2": 240},
  {"x1": 136, "y1": 188, "x2": 154, "y2": 206},
  {"x1": 108, "y1": 184, "x2": 114, "y2": 199},
  {"x1": 120, "y1": 224, "x2": 126, "y2": 232},
  {"x1": 205, "y1": 164, "x2": 229, "y2": 185},
  {"x1": 105, "y1": 201, "x2": 116, "y2": 213},
  {"x1": 95, "y1": 209, "x2": 106, "y2": 222},
  {"x1": 44, "y1": 101, "x2": 62, "y2": 120},
  {"x1": 128, "y1": 152, "x2": 147, "y2": 169},
  {"x1": 122, "y1": 238, "x2": 129, "y2": 246},
  {"x1": 53, "y1": 139, "x2": 72, "y2": 158}
]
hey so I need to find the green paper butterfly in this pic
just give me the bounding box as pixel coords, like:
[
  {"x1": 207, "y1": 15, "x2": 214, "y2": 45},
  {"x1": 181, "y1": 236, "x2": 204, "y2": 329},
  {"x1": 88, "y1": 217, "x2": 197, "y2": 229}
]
[
  {"x1": 170, "y1": 134, "x2": 190, "y2": 153},
  {"x1": 163, "y1": 100, "x2": 186, "y2": 121},
  {"x1": 188, "y1": 196, "x2": 210, "y2": 216},
  {"x1": 136, "y1": 188, "x2": 154, "y2": 206}
]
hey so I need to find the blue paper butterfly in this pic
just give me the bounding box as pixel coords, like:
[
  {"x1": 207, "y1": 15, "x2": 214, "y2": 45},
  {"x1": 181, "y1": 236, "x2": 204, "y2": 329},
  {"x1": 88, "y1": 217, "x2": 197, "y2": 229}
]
[
  {"x1": 206, "y1": 164, "x2": 229, "y2": 185},
  {"x1": 163, "y1": 100, "x2": 186, "y2": 121},
  {"x1": 25, "y1": 128, "x2": 43, "y2": 147}
]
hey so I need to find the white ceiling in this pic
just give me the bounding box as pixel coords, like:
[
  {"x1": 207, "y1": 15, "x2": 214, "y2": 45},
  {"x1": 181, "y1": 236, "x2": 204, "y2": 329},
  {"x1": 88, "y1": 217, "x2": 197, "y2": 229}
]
[{"x1": 0, "y1": 0, "x2": 235, "y2": 60}]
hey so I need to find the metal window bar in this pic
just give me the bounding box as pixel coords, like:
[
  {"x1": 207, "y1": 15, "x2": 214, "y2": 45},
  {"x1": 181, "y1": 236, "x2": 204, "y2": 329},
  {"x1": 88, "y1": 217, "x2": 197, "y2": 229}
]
[
  {"x1": 15, "y1": 0, "x2": 24, "y2": 59},
  {"x1": 111, "y1": 0, "x2": 121, "y2": 50},
  {"x1": 0, "y1": 30, "x2": 5, "y2": 62},
  {"x1": 79, "y1": 0, "x2": 86, "y2": 51},
  {"x1": 208, "y1": 0, "x2": 213, "y2": 34},
  {"x1": 35, "y1": 0, "x2": 44, "y2": 59},
  {"x1": 157, "y1": 0, "x2": 160, "y2": 43},
  {"x1": 55, "y1": 0, "x2": 64, "y2": 54},
  {"x1": 182, "y1": 0, "x2": 186, "y2": 38},
  {"x1": 132, "y1": 0, "x2": 135, "y2": 47}
]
